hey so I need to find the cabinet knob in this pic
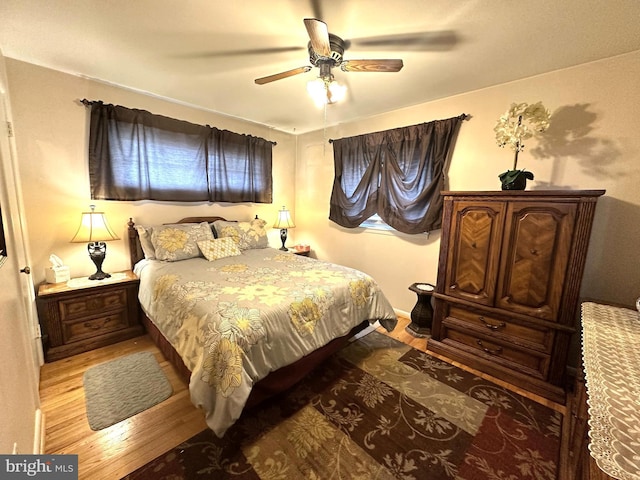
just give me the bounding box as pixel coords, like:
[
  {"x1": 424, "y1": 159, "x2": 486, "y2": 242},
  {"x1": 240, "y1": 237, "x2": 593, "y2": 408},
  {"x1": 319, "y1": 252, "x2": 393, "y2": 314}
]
[
  {"x1": 530, "y1": 249, "x2": 538, "y2": 255},
  {"x1": 20, "y1": 266, "x2": 31, "y2": 275}
]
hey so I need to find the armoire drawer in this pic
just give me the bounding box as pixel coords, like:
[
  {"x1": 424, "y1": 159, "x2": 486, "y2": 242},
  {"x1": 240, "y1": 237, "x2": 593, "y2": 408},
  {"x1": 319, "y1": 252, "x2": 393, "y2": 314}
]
[
  {"x1": 441, "y1": 325, "x2": 551, "y2": 379},
  {"x1": 446, "y1": 306, "x2": 554, "y2": 353}
]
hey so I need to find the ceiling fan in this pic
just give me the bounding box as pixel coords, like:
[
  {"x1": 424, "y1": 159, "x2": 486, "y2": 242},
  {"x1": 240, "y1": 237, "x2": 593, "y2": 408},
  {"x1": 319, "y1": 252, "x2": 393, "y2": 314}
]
[{"x1": 255, "y1": 18, "x2": 404, "y2": 104}]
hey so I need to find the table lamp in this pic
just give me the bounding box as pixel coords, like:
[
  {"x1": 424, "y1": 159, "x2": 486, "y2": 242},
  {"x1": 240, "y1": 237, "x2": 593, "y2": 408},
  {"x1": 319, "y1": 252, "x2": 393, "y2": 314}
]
[
  {"x1": 273, "y1": 206, "x2": 295, "y2": 251},
  {"x1": 70, "y1": 205, "x2": 119, "y2": 280}
]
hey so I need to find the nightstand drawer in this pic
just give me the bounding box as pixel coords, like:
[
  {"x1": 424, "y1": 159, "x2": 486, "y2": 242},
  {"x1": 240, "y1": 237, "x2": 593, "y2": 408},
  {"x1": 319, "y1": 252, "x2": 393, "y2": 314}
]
[
  {"x1": 63, "y1": 312, "x2": 128, "y2": 343},
  {"x1": 442, "y1": 326, "x2": 550, "y2": 379},
  {"x1": 59, "y1": 290, "x2": 127, "y2": 321}
]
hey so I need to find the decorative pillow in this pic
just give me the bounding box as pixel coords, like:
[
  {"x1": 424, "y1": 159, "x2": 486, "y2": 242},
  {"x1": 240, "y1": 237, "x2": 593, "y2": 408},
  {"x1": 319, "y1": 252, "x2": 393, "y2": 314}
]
[
  {"x1": 135, "y1": 225, "x2": 156, "y2": 260},
  {"x1": 214, "y1": 218, "x2": 268, "y2": 251},
  {"x1": 150, "y1": 222, "x2": 214, "y2": 262},
  {"x1": 197, "y1": 237, "x2": 242, "y2": 261}
]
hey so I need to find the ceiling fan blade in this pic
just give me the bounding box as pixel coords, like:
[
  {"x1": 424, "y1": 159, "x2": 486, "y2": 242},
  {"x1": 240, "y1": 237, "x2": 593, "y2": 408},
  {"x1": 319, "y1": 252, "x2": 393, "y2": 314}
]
[
  {"x1": 340, "y1": 59, "x2": 404, "y2": 73},
  {"x1": 350, "y1": 31, "x2": 458, "y2": 51},
  {"x1": 304, "y1": 18, "x2": 331, "y2": 57},
  {"x1": 181, "y1": 46, "x2": 305, "y2": 59},
  {"x1": 255, "y1": 66, "x2": 312, "y2": 85},
  {"x1": 310, "y1": 0, "x2": 324, "y2": 21}
]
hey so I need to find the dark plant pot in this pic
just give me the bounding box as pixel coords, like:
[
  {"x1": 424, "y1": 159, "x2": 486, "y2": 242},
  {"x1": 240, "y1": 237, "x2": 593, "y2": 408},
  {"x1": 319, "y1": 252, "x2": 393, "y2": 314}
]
[{"x1": 499, "y1": 170, "x2": 534, "y2": 191}]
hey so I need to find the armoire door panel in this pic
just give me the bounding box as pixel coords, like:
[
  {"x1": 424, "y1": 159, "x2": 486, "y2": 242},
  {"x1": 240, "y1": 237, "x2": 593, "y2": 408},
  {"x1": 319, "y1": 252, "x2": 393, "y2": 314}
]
[
  {"x1": 444, "y1": 201, "x2": 505, "y2": 306},
  {"x1": 496, "y1": 202, "x2": 577, "y2": 320}
]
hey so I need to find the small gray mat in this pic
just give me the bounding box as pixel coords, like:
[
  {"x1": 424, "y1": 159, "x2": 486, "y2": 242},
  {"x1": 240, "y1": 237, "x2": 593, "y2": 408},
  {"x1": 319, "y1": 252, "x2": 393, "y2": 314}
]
[{"x1": 83, "y1": 351, "x2": 172, "y2": 430}]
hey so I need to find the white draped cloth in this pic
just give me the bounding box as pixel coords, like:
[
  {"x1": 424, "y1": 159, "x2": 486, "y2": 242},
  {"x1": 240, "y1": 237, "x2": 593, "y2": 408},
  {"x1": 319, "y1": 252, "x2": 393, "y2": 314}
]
[{"x1": 581, "y1": 302, "x2": 640, "y2": 480}]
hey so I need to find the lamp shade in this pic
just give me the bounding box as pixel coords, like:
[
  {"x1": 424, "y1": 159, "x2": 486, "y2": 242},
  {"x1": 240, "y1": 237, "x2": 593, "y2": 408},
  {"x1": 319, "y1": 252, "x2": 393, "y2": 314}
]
[
  {"x1": 273, "y1": 207, "x2": 295, "y2": 229},
  {"x1": 70, "y1": 207, "x2": 119, "y2": 243}
]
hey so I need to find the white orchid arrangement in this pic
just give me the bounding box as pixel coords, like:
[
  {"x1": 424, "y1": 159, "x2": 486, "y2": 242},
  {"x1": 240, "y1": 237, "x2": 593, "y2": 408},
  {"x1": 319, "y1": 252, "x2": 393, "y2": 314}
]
[{"x1": 494, "y1": 101, "x2": 551, "y2": 172}]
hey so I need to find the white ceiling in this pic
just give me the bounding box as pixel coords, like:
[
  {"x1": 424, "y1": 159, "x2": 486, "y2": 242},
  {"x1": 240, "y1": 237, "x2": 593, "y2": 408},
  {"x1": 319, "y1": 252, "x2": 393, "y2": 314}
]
[{"x1": 1, "y1": 0, "x2": 639, "y2": 134}]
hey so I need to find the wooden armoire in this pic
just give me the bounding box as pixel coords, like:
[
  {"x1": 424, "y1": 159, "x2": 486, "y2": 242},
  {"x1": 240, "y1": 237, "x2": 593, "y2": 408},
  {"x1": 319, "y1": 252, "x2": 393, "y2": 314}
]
[{"x1": 429, "y1": 190, "x2": 604, "y2": 403}]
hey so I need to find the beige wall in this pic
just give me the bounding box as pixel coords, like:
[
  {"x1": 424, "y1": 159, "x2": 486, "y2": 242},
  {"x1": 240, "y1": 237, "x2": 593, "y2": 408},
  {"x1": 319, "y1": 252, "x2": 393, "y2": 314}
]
[
  {"x1": 6, "y1": 59, "x2": 297, "y2": 285},
  {"x1": 6, "y1": 51, "x2": 640, "y2": 347},
  {"x1": 296, "y1": 51, "x2": 640, "y2": 319}
]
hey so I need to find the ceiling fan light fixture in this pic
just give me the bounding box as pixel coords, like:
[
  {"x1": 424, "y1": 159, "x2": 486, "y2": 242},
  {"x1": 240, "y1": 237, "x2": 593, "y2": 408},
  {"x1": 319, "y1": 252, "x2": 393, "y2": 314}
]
[
  {"x1": 327, "y1": 79, "x2": 347, "y2": 103},
  {"x1": 255, "y1": 18, "x2": 402, "y2": 108},
  {"x1": 307, "y1": 76, "x2": 346, "y2": 107}
]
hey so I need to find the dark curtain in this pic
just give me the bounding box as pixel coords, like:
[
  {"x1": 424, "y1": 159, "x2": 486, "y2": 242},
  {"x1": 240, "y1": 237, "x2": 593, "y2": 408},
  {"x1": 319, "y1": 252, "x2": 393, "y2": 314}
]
[
  {"x1": 86, "y1": 101, "x2": 273, "y2": 203},
  {"x1": 329, "y1": 115, "x2": 464, "y2": 234}
]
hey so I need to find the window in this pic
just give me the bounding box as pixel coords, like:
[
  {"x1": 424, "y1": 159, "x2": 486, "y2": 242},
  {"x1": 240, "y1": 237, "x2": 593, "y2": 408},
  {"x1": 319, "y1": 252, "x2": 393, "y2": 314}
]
[
  {"x1": 329, "y1": 115, "x2": 465, "y2": 234},
  {"x1": 84, "y1": 101, "x2": 273, "y2": 203},
  {"x1": 360, "y1": 213, "x2": 394, "y2": 232}
]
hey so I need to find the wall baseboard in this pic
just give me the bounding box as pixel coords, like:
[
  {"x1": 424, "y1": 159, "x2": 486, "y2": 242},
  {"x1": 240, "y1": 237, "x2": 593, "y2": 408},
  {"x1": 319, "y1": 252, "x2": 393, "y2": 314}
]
[{"x1": 33, "y1": 409, "x2": 45, "y2": 454}]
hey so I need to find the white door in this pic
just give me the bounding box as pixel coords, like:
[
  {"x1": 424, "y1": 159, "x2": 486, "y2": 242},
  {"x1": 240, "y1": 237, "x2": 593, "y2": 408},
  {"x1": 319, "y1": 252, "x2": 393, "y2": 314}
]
[{"x1": 0, "y1": 49, "x2": 42, "y2": 454}]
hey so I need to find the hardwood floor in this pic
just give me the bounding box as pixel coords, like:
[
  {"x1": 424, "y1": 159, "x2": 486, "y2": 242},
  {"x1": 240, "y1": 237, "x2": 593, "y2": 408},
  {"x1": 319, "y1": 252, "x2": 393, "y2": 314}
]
[
  {"x1": 40, "y1": 336, "x2": 207, "y2": 480},
  {"x1": 39, "y1": 315, "x2": 568, "y2": 480}
]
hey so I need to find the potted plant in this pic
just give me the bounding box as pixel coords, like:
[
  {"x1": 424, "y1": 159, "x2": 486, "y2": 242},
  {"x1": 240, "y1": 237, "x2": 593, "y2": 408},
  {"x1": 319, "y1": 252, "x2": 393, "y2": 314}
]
[{"x1": 494, "y1": 101, "x2": 551, "y2": 190}]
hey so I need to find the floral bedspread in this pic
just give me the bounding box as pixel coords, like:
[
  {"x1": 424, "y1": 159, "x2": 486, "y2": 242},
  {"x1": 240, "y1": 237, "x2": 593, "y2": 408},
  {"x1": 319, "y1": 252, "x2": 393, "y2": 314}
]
[{"x1": 135, "y1": 248, "x2": 397, "y2": 436}]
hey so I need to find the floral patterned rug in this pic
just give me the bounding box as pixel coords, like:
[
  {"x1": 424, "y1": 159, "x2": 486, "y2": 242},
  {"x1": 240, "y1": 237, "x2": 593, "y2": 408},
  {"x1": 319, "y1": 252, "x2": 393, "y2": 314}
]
[{"x1": 123, "y1": 332, "x2": 562, "y2": 480}]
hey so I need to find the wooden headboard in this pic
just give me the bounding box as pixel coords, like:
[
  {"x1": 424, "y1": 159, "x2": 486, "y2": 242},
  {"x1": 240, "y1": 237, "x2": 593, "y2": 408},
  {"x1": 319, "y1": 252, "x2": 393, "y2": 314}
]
[{"x1": 127, "y1": 216, "x2": 228, "y2": 269}]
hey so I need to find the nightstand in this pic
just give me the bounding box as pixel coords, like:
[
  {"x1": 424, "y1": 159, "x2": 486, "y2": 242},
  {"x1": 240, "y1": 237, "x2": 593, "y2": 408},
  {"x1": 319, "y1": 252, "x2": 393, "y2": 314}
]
[{"x1": 36, "y1": 270, "x2": 143, "y2": 361}]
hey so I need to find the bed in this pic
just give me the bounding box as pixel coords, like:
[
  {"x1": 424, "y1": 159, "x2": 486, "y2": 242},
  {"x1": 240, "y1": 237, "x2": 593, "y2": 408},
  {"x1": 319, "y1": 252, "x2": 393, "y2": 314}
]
[{"x1": 127, "y1": 216, "x2": 397, "y2": 436}]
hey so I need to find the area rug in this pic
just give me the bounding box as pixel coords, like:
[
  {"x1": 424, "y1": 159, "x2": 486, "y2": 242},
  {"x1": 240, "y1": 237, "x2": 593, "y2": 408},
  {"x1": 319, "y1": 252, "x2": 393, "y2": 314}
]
[
  {"x1": 123, "y1": 332, "x2": 562, "y2": 479},
  {"x1": 83, "y1": 351, "x2": 172, "y2": 430}
]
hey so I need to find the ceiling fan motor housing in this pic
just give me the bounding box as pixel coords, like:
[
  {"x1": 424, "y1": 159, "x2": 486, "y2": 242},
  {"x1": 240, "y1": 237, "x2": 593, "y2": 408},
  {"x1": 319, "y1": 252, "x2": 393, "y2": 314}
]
[{"x1": 308, "y1": 33, "x2": 345, "y2": 67}]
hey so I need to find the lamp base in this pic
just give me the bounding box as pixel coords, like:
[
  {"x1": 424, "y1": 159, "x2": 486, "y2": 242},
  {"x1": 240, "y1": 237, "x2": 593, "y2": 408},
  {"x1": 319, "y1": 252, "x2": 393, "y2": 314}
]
[
  {"x1": 89, "y1": 271, "x2": 112, "y2": 281},
  {"x1": 279, "y1": 228, "x2": 288, "y2": 251},
  {"x1": 88, "y1": 241, "x2": 111, "y2": 281}
]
